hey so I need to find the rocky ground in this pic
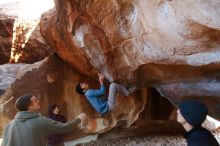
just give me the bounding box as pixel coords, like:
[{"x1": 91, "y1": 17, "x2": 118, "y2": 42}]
[
  {"x1": 68, "y1": 135, "x2": 187, "y2": 146},
  {"x1": 77, "y1": 134, "x2": 220, "y2": 146}
]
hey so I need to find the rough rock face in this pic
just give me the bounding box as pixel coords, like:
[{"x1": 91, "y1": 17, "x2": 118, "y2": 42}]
[
  {"x1": 1, "y1": 0, "x2": 220, "y2": 143},
  {"x1": 137, "y1": 64, "x2": 220, "y2": 118},
  {"x1": 40, "y1": 0, "x2": 220, "y2": 119},
  {"x1": 0, "y1": 63, "x2": 22, "y2": 93},
  {"x1": 0, "y1": 63, "x2": 22, "y2": 136},
  {"x1": 0, "y1": 54, "x2": 147, "y2": 135},
  {"x1": 0, "y1": 2, "x2": 53, "y2": 64},
  {"x1": 0, "y1": 18, "x2": 14, "y2": 64},
  {"x1": 1, "y1": 55, "x2": 220, "y2": 140},
  {"x1": 41, "y1": 0, "x2": 220, "y2": 79}
]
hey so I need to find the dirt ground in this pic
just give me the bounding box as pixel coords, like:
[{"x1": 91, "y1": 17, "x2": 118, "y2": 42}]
[{"x1": 82, "y1": 135, "x2": 187, "y2": 146}]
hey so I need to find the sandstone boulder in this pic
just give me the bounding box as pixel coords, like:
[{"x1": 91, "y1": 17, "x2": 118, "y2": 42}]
[
  {"x1": 40, "y1": 0, "x2": 220, "y2": 119},
  {"x1": 1, "y1": 0, "x2": 220, "y2": 141}
]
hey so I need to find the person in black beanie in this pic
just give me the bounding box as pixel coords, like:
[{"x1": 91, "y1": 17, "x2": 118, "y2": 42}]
[{"x1": 177, "y1": 100, "x2": 219, "y2": 146}]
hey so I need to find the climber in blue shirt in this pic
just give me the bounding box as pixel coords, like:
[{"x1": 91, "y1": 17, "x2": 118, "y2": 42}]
[{"x1": 75, "y1": 73, "x2": 137, "y2": 115}]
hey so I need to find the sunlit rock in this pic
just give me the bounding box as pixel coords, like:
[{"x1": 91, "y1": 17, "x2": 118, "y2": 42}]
[
  {"x1": 41, "y1": 0, "x2": 220, "y2": 82},
  {"x1": 0, "y1": 1, "x2": 53, "y2": 64},
  {"x1": 40, "y1": 0, "x2": 220, "y2": 119}
]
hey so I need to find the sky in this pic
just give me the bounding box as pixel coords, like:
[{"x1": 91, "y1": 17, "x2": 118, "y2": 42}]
[{"x1": 0, "y1": 0, "x2": 17, "y2": 5}]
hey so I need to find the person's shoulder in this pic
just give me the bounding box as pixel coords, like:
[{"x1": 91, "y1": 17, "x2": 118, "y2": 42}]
[
  {"x1": 35, "y1": 114, "x2": 54, "y2": 123},
  {"x1": 2, "y1": 119, "x2": 17, "y2": 133},
  {"x1": 60, "y1": 114, "x2": 66, "y2": 118},
  {"x1": 188, "y1": 130, "x2": 218, "y2": 146},
  {"x1": 59, "y1": 115, "x2": 67, "y2": 122},
  {"x1": 85, "y1": 89, "x2": 92, "y2": 95},
  {"x1": 34, "y1": 113, "x2": 45, "y2": 119},
  {"x1": 4, "y1": 119, "x2": 14, "y2": 127},
  {"x1": 36, "y1": 115, "x2": 60, "y2": 127},
  {"x1": 188, "y1": 137, "x2": 219, "y2": 146}
]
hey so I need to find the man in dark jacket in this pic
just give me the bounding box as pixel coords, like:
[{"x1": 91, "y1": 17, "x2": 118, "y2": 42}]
[
  {"x1": 47, "y1": 105, "x2": 67, "y2": 146},
  {"x1": 177, "y1": 100, "x2": 219, "y2": 146},
  {"x1": 1, "y1": 94, "x2": 86, "y2": 146}
]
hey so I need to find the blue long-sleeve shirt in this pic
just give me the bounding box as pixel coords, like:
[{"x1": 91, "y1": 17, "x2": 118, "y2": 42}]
[{"x1": 85, "y1": 85, "x2": 109, "y2": 114}]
